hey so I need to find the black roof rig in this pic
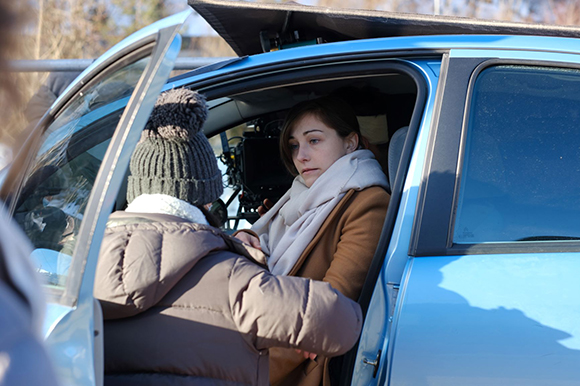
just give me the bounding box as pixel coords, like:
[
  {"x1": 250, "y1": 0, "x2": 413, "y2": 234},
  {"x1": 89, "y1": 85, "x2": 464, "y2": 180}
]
[{"x1": 189, "y1": 0, "x2": 580, "y2": 57}]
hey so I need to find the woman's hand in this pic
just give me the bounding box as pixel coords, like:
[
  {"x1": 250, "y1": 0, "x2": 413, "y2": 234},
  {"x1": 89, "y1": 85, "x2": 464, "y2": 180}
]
[
  {"x1": 257, "y1": 198, "x2": 274, "y2": 217},
  {"x1": 235, "y1": 232, "x2": 262, "y2": 250},
  {"x1": 295, "y1": 349, "x2": 317, "y2": 360}
]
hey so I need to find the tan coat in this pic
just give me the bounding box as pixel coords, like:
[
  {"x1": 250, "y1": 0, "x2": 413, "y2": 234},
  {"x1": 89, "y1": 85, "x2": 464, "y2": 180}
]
[
  {"x1": 267, "y1": 186, "x2": 390, "y2": 386},
  {"x1": 94, "y1": 211, "x2": 364, "y2": 386}
]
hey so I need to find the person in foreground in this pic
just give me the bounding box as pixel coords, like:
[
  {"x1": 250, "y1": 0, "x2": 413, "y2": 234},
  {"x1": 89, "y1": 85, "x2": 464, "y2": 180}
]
[
  {"x1": 93, "y1": 88, "x2": 363, "y2": 386},
  {"x1": 235, "y1": 96, "x2": 390, "y2": 386},
  {"x1": 0, "y1": 205, "x2": 60, "y2": 386},
  {"x1": 0, "y1": 0, "x2": 60, "y2": 384}
]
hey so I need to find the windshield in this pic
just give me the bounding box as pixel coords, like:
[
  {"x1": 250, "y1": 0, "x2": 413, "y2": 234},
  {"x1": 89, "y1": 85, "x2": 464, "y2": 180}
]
[{"x1": 13, "y1": 57, "x2": 149, "y2": 290}]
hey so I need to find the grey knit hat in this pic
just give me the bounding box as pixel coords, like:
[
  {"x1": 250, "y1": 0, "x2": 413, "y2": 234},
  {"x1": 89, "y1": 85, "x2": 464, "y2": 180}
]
[{"x1": 127, "y1": 88, "x2": 223, "y2": 206}]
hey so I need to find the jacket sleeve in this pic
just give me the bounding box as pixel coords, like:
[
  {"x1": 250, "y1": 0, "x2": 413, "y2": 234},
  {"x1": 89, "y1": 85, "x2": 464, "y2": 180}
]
[
  {"x1": 323, "y1": 187, "x2": 390, "y2": 300},
  {"x1": 232, "y1": 229, "x2": 259, "y2": 238},
  {"x1": 228, "y1": 256, "x2": 363, "y2": 355}
]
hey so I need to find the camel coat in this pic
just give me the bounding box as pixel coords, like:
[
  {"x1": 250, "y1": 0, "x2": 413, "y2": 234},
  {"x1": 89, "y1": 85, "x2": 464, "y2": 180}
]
[{"x1": 249, "y1": 186, "x2": 390, "y2": 386}]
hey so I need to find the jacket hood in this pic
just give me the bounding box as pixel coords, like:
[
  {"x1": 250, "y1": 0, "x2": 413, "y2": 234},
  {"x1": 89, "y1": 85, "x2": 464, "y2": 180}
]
[{"x1": 95, "y1": 211, "x2": 267, "y2": 319}]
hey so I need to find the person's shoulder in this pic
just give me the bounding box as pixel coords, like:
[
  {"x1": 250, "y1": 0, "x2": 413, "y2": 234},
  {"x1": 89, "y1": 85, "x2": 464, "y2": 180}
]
[
  {"x1": 352, "y1": 185, "x2": 390, "y2": 202},
  {"x1": 339, "y1": 186, "x2": 390, "y2": 218}
]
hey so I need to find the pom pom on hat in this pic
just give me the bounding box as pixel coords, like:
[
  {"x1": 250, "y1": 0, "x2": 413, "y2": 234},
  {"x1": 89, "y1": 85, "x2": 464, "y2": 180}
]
[
  {"x1": 127, "y1": 88, "x2": 223, "y2": 206},
  {"x1": 141, "y1": 87, "x2": 208, "y2": 141}
]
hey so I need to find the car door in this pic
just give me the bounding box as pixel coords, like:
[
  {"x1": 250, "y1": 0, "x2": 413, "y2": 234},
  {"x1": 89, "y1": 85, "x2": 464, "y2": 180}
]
[
  {"x1": 384, "y1": 48, "x2": 580, "y2": 385},
  {"x1": 0, "y1": 9, "x2": 191, "y2": 386}
]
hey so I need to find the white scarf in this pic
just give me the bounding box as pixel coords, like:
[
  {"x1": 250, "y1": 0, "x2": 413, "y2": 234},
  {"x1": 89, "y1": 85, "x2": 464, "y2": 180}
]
[
  {"x1": 251, "y1": 149, "x2": 388, "y2": 275},
  {"x1": 126, "y1": 194, "x2": 209, "y2": 225}
]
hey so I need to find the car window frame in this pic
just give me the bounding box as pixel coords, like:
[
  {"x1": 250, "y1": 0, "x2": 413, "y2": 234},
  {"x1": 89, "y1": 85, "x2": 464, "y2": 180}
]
[
  {"x1": 412, "y1": 54, "x2": 580, "y2": 257},
  {"x1": 3, "y1": 13, "x2": 190, "y2": 309},
  {"x1": 62, "y1": 30, "x2": 184, "y2": 308}
]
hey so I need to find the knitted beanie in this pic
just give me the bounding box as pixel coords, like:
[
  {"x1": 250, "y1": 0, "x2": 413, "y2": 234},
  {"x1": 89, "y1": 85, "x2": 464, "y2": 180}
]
[{"x1": 127, "y1": 88, "x2": 223, "y2": 206}]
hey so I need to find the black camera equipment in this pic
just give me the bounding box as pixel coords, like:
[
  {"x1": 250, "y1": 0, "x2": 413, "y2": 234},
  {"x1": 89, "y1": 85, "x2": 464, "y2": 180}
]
[{"x1": 218, "y1": 116, "x2": 293, "y2": 229}]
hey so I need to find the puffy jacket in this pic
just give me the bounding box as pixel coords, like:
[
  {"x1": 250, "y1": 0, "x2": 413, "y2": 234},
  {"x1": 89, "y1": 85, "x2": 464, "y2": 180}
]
[{"x1": 94, "y1": 211, "x2": 363, "y2": 386}]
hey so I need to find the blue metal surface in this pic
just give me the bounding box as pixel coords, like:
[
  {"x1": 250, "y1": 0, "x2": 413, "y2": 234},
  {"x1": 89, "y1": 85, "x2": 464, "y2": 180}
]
[
  {"x1": 167, "y1": 34, "x2": 580, "y2": 89},
  {"x1": 351, "y1": 59, "x2": 440, "y2": 385},
  {"x1": 388, "y1": 253, "x2": 580, "y2": 386},
  {"x1": 43, "y1": 302, "x2": 73, "y2": 338},
  {"x1": 383, "y1": 48, "x2": 580, "y2": 386},
  {"x1": 45, "y1": 298, "x2": 97, "y2": 385},
  {"x1": 450, "y1": 47, "x2": 580, "y2": 63},
  {"x1": 7, "y1": 57, "x2": 232, "y2": 72}
]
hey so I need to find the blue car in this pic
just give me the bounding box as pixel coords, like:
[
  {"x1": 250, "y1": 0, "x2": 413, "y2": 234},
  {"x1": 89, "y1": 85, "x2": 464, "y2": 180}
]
[{"x1": 2, "y1": 0, "x2": 580, "y2": 384}]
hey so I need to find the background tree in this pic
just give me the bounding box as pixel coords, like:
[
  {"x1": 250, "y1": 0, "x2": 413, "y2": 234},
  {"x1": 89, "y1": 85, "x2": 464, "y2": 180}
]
[
  {"x1": 3, "y1": 0, "x2": 171, "y2": 147},
  {"x1": 544, "y1": 0, "x2": 580, "y2": 25}
]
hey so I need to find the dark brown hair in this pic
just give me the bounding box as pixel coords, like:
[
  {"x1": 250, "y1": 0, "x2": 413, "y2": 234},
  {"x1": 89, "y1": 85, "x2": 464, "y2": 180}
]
[{"x1": 279, "y1": 96, "x2": 362, "y2": 176}]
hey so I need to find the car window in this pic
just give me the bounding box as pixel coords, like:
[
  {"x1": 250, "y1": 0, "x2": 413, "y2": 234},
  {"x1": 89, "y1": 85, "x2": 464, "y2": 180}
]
[
  {"x1": 454, "y1": 65, "x2": 580, "y2": 244},
  {"x1": 14, "y1": 57, "x2": 149, "y2": 289}
]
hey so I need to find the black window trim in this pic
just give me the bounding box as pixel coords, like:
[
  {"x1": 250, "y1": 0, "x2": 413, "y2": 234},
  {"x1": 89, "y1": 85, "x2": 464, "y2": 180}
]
[
  {"x1": 186, "y1": 48, "x2": 446, "y2": 94},
  {"x1": 198, "y1": 57, "x2": 429, "y2": 101},
  {"x1": 412, "y1": 56, "x2": 580, "y2": 257}
]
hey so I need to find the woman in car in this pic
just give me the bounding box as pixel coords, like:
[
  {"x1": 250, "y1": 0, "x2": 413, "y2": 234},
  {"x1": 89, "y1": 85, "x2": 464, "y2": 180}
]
[
  {"x1": 93, "y1": 88, "x2": 363, "y2": 386},
  {"x1": 235, "y1": 96, "x2": 390, "y2": 386}
]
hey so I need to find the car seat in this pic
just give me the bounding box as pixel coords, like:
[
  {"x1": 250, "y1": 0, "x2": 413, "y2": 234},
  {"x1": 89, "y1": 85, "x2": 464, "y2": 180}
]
[{"x1": 387, "y1": 125, "x2": 408, "y2": 192}]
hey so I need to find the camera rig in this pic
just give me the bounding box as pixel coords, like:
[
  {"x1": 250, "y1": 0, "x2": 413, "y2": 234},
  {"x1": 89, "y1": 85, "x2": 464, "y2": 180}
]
[{"x1": 217, "y1": 114, "x2": 293, "y2": 229}]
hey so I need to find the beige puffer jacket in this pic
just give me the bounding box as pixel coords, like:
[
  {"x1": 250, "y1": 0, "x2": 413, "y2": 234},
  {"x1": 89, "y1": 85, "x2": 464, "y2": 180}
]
[{"x1": 94, "y1": 211, "x2": 362, "y2": 386}]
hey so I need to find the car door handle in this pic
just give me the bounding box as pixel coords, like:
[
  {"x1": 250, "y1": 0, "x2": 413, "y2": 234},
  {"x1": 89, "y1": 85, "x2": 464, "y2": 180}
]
[{"x1": 362, "y1": 349, "x2": 382, "y2": 378}]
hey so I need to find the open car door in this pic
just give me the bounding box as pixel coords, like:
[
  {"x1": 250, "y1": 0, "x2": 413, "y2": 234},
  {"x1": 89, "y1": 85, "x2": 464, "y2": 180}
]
[{"x1": 0, "y1": 9, "x2": 192, "y2": 386}]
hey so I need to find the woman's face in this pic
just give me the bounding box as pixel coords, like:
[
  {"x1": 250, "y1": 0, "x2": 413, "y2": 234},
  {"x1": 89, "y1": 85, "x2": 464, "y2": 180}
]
[{"x1": 289, "y1": 113, "x2": 358, "y2": 187}]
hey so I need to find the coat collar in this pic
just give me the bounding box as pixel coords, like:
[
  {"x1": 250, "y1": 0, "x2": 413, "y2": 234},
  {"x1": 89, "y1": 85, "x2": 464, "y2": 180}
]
[{"x1": 107, "y1": 211, "x2": 269, "y2": 268}]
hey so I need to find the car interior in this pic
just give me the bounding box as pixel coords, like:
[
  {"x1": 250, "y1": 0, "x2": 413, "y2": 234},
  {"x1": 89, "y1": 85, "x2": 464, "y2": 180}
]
[
  {"x1": 10, "y1": 62, "x2": 422, "y2": 291},
  {"x1": 192, "y1": 70, "x2": 419, "y2": 230}
]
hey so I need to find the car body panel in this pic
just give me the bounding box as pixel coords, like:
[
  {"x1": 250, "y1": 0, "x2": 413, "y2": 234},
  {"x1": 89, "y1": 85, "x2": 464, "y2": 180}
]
[
  {"x1": 451, "y1": 48, "x2": 580, "y2": 62},
  {"x1": 386, "y1": 48, "x2": 580, "y2": 385},
  {"x1": 388, "y1": 254, "x2": 580, "y2": 386},
  {"x1": 167, "y1": 34, "x2": 580, "y2": 105},
  {"x1": 352, "y1": 58, "x2": 440, "y2": 385}
]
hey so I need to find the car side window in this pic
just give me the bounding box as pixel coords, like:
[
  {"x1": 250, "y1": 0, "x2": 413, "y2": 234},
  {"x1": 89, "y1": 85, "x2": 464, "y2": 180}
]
[
  {"x1": 13, "y1": 57, "x2": 149, "y2": 289},
  {"x1": 454, "y1": 65, "x2": 580, "y2": 244}
]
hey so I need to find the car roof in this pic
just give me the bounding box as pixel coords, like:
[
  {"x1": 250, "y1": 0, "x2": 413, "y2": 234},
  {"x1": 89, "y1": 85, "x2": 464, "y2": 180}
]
[{"x1": 189, "y1": 0, "x2": 580, "y2": 57}]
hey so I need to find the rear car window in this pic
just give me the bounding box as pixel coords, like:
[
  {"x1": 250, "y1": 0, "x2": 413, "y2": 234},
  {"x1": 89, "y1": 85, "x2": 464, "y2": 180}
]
[{"x1": 454, "y1": 65, "x2": 580, "y2": 244}]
